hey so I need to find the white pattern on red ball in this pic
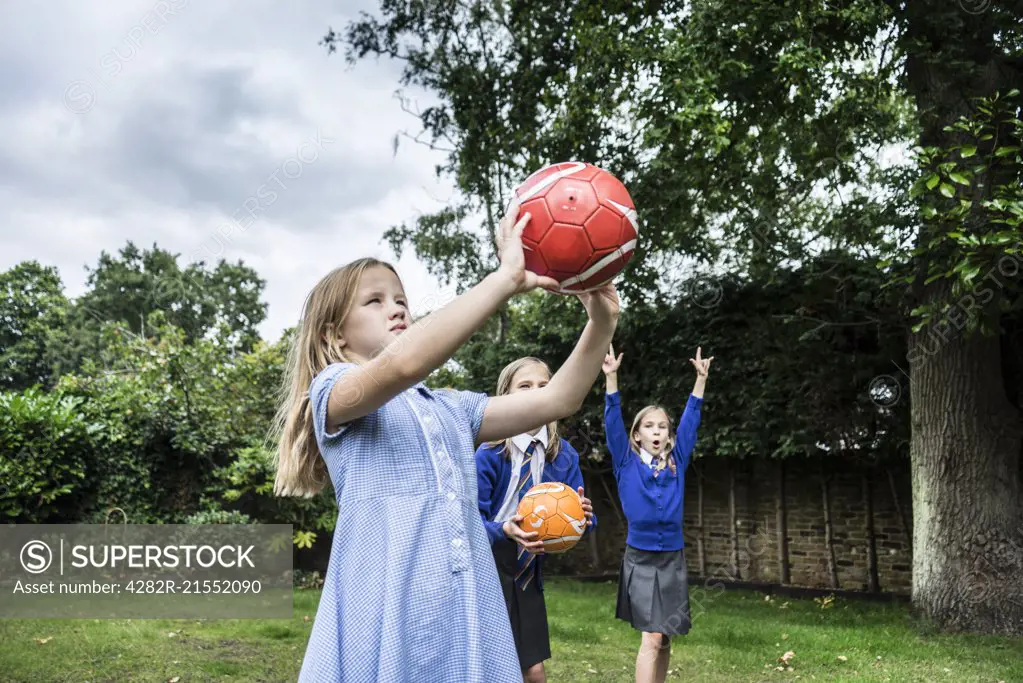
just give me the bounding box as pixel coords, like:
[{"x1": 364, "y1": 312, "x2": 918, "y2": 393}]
[{"x1": 514, "y1": 161, "x2": 639, "y2": 293}]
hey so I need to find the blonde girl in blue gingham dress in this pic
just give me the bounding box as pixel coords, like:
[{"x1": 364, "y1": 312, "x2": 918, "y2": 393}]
[{"x1": 271, "y1": 199, "x2": 620, "y2": 683}]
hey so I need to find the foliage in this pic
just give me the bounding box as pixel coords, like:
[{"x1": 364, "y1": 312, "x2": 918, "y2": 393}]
[
  {"x1": 51, "y1": 312, "x2": 288, "y2": 524},
  {"x1": 293, "y1": 569, "x2": 325, "y2": 590},
  {"x1": 0, "y1": 261, "x2": 70, "y2": 391},
  {"x1": 0, "y1": 286, "x2": 333, "y2": 541},
  {"x1": 184, "y1": 508, "x2": 254, "y2": 525},
  {"x1": 903, "y1": 91, "x2": 1023, "y2": 335},
  {"x1": 335, "y1": 0, "x2": 919, "y2": 300},
  {"x1": 438, "y1": 252, "x2": 909, "y2": 471},
  {"x1": 336, "y1": 0, "x2": 1023, "y2": 340},
  {"x1": 51, "y1": 241, "x2": 268, "y2": 379},
  {"x1": 204, "y1": 446, "x2": 338, "y2": 542},
  {"x1": 0, "y1": 387, "x2": 98, "y2": 522},
  {"x1": 333, "y1": 0, "x2": 658, "y2": 295}
]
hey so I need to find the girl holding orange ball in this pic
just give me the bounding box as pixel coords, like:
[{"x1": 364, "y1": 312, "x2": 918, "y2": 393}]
[{"x1": 476, "y1": 356, "x2": 596, "y2": 683}]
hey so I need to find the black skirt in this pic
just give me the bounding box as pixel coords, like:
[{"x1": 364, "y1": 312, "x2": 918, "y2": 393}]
[
  {"x1": 616, "y1": 545, "x2": 691, "y2": 636},
  {"x1": 492, "y1": 538, "x2": 551, "y2": 670}
]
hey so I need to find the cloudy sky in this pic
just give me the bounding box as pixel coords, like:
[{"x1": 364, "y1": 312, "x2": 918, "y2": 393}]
[{"x1": 1, "y1": 0, "x2": 456, "y2": 341}]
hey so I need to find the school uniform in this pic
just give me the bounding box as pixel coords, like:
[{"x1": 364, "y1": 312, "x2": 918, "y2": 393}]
[
  {"x1": 299, "y1": 362, "x2": 521, "y2": 683},
  {"x1": 604, "y1": 390, "x2": 702, "y2": 636},
  {"x1": 476, "y1": 427, "x2": 596, "y2": 670}
]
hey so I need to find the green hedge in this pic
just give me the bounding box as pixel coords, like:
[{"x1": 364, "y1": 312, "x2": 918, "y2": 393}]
[{"x1": 0, "y1": 388, "x2": 97, "y2": 522}]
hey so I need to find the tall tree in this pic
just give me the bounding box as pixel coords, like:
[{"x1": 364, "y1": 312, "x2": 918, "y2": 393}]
[
  {"x1": 892, "y1": 6, "x2": 1023, "y2": 635},
  {"x1": 336, "y1": 0, "x2": 1023, "y2": 632},
  {"x1": 0, "y1": 261, "x2": 69, "y2": 390},
  {"x1": 63, "y1": 242, "x2": 268, "y2": 373}
]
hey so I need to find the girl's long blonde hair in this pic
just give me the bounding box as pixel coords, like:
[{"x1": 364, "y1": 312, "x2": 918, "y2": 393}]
[
  {"x1": 487, "y1": 357, "x2": 561, "y2": 461},
  {"x1": 629, "y1": 404, "x2": 677, "y2": 475},
  {"x1": 269, "y1": 257, "x2": 401, "y2": 497}
]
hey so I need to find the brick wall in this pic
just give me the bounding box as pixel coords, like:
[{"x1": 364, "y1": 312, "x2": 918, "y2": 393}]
[{"x1": 547, "y1": 454, "x2": 914, "y2": 596}]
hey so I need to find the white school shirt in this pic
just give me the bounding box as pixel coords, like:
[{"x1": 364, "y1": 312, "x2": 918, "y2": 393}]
[
  {"x1": 493, "y1": 425, "x2": 549, "y2": 524},
  {"x1": 639, "y1": 447, "x2": 662, "y2": 469}
]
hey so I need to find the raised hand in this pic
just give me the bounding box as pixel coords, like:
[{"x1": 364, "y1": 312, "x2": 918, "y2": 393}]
[
  {"x1": 603, "y1": 342, "x2": 624, "y2": 376},
  {"x1": 576, "y1": 282, "x2": 620, "y2": 326},
  {"x1": 689, "y1": 346, "x2": 714, "y2": 377},
  {"x1": 495, "y1": 198, "x2": 561, "y2": 294}
]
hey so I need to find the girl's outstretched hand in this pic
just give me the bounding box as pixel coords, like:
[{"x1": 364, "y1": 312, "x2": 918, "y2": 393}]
[
  {"x1": 690, "y1": 346, "x2": 714, "y2": 377},
  {"x1": 602, "y1": 342, "x2": 623, "y2": 376},
  {"x1": 576, "y1": 282, "x2": 620, "y2": 325},
  {"x1": 496, "y1": 198, "x2": 561, "y2": 294}
]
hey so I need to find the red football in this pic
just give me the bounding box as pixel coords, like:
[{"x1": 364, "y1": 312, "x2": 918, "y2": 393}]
[{"x1": 513, "y1": 161, "x2": 639, "y2": 294}]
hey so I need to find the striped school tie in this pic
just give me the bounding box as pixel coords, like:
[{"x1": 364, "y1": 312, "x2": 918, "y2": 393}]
[
  {"x1": 651, "y1": 452, "x2": 663, "y2": 477},
  {"x1": 514, "y1": 440, "x2": 542, "y2": 591}
]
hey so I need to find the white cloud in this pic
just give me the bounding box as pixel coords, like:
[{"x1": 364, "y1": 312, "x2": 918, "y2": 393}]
[{"x1": 0, "y1": 0, "x2": 461, "y2": 342}]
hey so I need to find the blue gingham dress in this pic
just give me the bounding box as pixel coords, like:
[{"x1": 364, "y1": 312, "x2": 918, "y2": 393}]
[{"x1": 298, "y1": 362, "x2": 521, "y2": 683}]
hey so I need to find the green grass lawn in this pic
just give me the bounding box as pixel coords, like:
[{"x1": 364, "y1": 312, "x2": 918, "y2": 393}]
[{"x1": 0, "y1": 579, "x2": 1019, "y2": 682}]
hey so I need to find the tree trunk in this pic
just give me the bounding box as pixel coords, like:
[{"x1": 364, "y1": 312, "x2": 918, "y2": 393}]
[{"x1": 909, "y1": 303, "x2": 1023, "y2": 633}]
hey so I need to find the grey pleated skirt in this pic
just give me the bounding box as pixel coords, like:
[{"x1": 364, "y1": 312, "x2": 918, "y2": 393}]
[{"x1": 616, "y1": 545, "x2": 691, "y2": 636}]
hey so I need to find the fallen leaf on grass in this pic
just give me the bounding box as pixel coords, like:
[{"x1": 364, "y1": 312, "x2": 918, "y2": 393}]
[
  {"x1": 34, "y1": 636, "x2": 52, "y2": 645},
  {"x1": 779, "y1": 651, "x2": 796, "y2": 666}
]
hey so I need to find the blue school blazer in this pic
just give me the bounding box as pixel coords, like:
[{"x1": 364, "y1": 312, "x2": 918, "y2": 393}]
[
  {"x1": 604, "y1": 390, "x2": 702, "y2": 552},
  {"x1": 476, "y1": 438, "x2": 597, "y2": 589}
]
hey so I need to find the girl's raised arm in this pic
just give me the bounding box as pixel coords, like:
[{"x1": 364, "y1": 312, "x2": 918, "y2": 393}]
[
  {"x1": 601, "y1": 345, "x2": 631, "y2": 473},
  {"x1": 325, "y1": 201, "x2": 559, "y2": 432},
  {"x1": 674, "y1": 347, "x2": 713, "y2": 470},
  {"x1": 674, "y1": 396, "x2": 703, "y2": 472},
  {"x1": 477, "y1": 287, "x2": 619, "y2": 443}
]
